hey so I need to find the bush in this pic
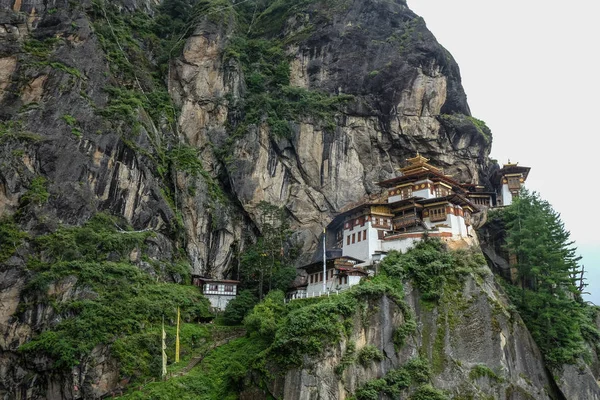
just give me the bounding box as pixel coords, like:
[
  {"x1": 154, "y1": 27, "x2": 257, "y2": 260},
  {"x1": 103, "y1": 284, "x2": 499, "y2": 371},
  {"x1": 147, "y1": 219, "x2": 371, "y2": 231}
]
[
  {"x1": 222, "y1": 290, "x2": 258, "y2": 326},
  {"x1": 469, "y1": 364, "x2": 503, "y2": 383},
  {"x1": 410, "y1": 384, "x2": 448, "y2": 400},
  {"x1": 244, "y1": 290, "x2": 286, "y2": 339},
  {"x1": 0, "y1": 217, "x2": 28, "y2": 263},
  {"x1": 357, "y1": 345, "x2": 384, "y2": 366}
]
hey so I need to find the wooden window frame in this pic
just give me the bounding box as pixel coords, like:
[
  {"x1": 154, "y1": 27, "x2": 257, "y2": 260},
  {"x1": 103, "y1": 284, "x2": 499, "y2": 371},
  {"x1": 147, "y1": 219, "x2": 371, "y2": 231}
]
[{"x1": 429, "y1": 206, "x2": 447, "y2": 222}]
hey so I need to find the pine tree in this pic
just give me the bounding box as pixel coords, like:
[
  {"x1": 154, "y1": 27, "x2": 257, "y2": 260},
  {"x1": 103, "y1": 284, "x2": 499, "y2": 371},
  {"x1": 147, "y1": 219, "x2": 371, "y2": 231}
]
[
  {"x1": 502, "y1": 189, "x2": 589, "y2": 367},
  {"x1": 239, "y1": 202, "x2": 297, "y2": 298}
]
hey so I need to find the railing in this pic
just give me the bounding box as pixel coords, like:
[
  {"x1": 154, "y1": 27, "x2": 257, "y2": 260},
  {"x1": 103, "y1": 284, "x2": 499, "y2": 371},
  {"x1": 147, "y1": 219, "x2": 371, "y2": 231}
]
[
  {"x1": 286, "y1": 286, "x2": 351, "y2": 302},
  {"x1": 393, "y1": 215, "x2": 419, "y2": 229}
]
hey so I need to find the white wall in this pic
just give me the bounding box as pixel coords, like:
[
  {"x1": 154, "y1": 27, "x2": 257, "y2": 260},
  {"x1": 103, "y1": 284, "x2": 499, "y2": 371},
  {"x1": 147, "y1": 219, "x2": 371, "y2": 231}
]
[
  {"x1": 342, "y1": 222, "x2": 374, "y2": 262},
  {"x1": 382, "y1": 237, "x2": 421, "y2": 253},
  {"x1": 413, "y1": 180, "x2": 435, "y2": 199},
  {"x1": 502, "y1": 184, "x2": 513, "y2": 206},
  {"x1": 388, "y1": 194, "x2": 403, "y2": 203},
  {"x1": 206, "y1": 294, "x2": 236, "y2": 311}
]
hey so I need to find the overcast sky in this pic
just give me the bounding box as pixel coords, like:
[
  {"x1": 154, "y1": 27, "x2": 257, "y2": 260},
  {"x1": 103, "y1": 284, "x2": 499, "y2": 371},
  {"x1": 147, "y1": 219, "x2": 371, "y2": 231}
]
[{"x1": 408, "y1": 0, "x2": 600, "y2": 302}]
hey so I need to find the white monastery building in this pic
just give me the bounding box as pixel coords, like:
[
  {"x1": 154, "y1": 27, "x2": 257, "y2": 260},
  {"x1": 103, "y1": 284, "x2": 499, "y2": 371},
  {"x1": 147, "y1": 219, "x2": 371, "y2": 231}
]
[{"x1": 289, "y1": 155, "x2": 530, "y2": 298}]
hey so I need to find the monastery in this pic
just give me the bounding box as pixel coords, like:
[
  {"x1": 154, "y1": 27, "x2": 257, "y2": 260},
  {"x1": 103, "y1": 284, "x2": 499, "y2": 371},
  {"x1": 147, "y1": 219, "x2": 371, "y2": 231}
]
[{"x1": 288, "y1": 154, "x2": 530, "y2": 299}]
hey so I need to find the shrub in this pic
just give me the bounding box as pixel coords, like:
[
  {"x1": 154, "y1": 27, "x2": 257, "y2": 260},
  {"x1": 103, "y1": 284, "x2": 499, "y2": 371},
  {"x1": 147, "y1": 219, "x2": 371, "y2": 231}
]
[
  {"x1": 469, "y1": 364, "x2": 503, "y2": 383},
  {"x1": 222, "y1": 290, "x2": 258, "y2": 326},
  {"x1": 410, "y1": 384, "x2": 448, "y2": 400},
  {"x1": 357, "y1": 345, "x2": 384, "y2": 366},
  {"x1": 244, "y1": 290, "x2": 286, "y2": 339}
]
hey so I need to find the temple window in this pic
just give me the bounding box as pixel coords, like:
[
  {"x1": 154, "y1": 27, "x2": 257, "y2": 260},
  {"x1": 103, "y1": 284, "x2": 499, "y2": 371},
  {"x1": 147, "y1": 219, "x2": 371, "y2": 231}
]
[
  {"x1": 400, "y1": 187, "x2": 413, "y2": 199},
  {"x1": 429, "y1": 206, "x2": 447, "y2": 222},
  {"x1": 224, "y1": 285, "x2": 234, "y2": 292},
  {"x1": 508, "y1": 176, "x2": 521, "y2": 190},
  {"x1": 363, "y1": 230, "x2": 367, "y2": 240}
]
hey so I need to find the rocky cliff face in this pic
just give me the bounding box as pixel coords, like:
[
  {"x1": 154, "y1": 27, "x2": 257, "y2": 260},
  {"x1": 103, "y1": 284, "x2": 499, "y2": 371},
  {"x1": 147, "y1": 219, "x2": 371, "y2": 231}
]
[
  {"x1": 246, "y1": 268, "x2": 600, "y2": 400},
  {"x1": 0, "y1": 0, "x2": 512, "y2": 398},
  {"x1": 172, "y1": 0, "x2": 496, "y2": 263}
]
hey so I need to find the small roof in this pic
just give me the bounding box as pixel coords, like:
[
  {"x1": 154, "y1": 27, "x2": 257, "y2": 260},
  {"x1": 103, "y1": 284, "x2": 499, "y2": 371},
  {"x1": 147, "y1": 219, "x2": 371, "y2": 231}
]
[
  {"x1": 493, "y1": 162, "x2": 530, "y2": 184},
  {"x1": 378, "y1": 166, "x2": 466, "y2": 193},
  {"x1": 299, "y1": 256, "x2": 365, "y2": 272},
  {"x1": 192, "y1": 276, "x2": 240, "y2": 284},
  {"x1": 397, "y1": 152, "x2": 442, "y2": 175}
]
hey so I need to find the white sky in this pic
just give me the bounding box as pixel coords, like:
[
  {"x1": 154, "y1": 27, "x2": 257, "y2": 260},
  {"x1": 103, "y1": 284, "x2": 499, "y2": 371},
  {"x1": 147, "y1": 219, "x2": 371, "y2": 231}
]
[{"x1": 408, "y1": 0, "x2": 600, "y2": 302}]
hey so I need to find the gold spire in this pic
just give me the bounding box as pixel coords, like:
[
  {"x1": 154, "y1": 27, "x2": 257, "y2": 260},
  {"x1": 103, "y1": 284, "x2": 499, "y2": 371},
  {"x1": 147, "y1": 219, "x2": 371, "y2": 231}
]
[{"x1": 398, "y1": 153, "x2": 440, "y2": 174}]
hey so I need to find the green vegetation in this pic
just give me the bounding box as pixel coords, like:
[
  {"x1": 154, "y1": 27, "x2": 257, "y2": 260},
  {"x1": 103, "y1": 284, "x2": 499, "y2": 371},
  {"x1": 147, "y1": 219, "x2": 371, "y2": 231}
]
[
  {"x1": 352, "y1": 357, "x2": 446, "y2": 400},
  {"x1": 22, "y1": 37, "x2": 62, "y2": 59},
  {"x1": 334, "y1": 341, "x2": 356, "y2": 375},
  {"x1": 499, "y1": 189, "x2": 599, "y2": 368},
  {"x1": 379, "y1": 238, "x2": 486, "y2": 304},
  {"x1": 0, "y1": 217, "x2": 28, "y2": 263},
  {"x1": 62, "y1": 114, "x2": 82, "y2": 137},
  {"x1": 117, "y1": 334, "x2": 270, "y2": 399},
  {"x1": 20, "y1": 176, "x2": 50, "y2": 206},
  {"x1": 0, "y1": 120, "x2": 43, "y2": 143},
  {"x1": 223, "y1": 35, "x2": 352, "y2": 141},
  {"x1": 19, "y1": 213, "x2": 211, "y2": 376},
  {"x1": 393, "y1": 318, "x2": 417, "y2": 348},
  {"x1": 357, "y1": 345, "x2": 384, "y2": 366},
  {"x1": 239, "y1": 202, "x2": 298, "y2": 299},
  {"x1": 439, "y1": 114, "x2": 492, "y2": 145},
  {"x1": 469, "y1": 364, "x2": 503, "y2": 383},
  {"x1": 221, "y1": 290, "x2": 258, "y2": 326},
  {"x1": 245, "y1": 267, "x2": 407, "y2": 369}
]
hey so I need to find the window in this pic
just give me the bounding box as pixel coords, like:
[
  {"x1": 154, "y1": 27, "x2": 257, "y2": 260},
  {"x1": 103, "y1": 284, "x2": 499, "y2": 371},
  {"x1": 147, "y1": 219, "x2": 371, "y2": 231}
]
[
  {"x1": 208, "y1": 284, "x2": 218, "y2": 291},
  {"x1": 357, "y1": 232, "x2": 361, "y2": 242},
  {"x1": 508, "y1": 176, "x2": 521, "y2": 190},
  {"x1": 435, "y1": 186, "x2": 448, "y2": 198},
  {"x1": 400, "y1": 187, "x2": 412, "y2": 199},
  {"x1": 429, "y1": 206, "x2": 446, "y2": 222},
  {"x1": 352, "y1": 233, "x2": 356, "y2": 244},
  {"x1": 310, "y1": 274, "x2": 313, "y2": 283},
  {"x1": 319, "y1": 272, "x2": 323, "y2": 282},
  {"x1": 224, "y1": 285, "x2": 234, "y2": 292},
  {"x1": 363, "y1": 230, "x2": 367, "y2": 240},
  {"x1": 347, "y1": 236, "x2": 350, "y2": 245}
]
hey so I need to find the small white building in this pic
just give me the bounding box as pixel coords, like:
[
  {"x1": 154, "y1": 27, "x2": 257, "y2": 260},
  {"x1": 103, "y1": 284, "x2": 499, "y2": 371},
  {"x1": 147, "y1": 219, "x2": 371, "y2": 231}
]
[{"x1": 192, "y1": 276, "x2": 239, "y2": 311}]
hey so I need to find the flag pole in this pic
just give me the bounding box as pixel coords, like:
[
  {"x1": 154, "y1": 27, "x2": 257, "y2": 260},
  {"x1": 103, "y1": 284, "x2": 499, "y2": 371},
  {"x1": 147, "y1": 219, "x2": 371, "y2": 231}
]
[
  {"x1": 161, "y1": 316, "x2": 167, "y2": 379},
  {"x1": 175, "y1": 307, "x2": 180, "y2": 363},
  {"x1": 322, "y1": 227, "x2": 326, "y2": 294}
]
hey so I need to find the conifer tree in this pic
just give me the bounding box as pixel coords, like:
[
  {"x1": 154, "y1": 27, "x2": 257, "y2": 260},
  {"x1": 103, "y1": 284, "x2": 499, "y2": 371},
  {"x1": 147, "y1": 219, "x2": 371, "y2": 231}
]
[
  {"x1": 502, "y1": 189, "x2": 589, "y2": 367},
  {"x1": 239, "y1": 202, "x2": 297, "y2": 298}
]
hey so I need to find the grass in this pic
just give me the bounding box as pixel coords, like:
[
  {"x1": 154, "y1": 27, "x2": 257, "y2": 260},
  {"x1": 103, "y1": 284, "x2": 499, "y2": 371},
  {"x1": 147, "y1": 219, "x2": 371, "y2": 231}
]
[{"x1": 117, "y1": 335, "x2": 270, "y2": 400}]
